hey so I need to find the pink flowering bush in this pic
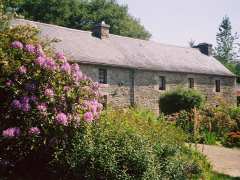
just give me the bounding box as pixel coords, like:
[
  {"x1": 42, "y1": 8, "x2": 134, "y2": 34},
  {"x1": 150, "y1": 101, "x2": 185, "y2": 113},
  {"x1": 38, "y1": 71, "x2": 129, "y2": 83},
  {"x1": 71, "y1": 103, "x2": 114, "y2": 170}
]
[{"x1": 0, "y1": 24, "x2": 103, "y2": 177}]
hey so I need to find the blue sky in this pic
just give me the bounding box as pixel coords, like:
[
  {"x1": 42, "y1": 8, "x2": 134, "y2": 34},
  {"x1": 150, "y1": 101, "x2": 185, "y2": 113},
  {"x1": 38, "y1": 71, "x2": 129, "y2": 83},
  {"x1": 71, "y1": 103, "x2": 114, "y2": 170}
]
[{"x1": 117, "y1": 0, "x2": 240, "y2": 47}]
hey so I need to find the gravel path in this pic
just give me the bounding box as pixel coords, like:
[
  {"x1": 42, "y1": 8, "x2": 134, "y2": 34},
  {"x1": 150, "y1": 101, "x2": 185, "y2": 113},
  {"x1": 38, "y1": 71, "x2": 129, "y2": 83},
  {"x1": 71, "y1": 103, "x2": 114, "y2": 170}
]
[{"x1": 193, "y1": 144, "x2": 240, "y2": 177}]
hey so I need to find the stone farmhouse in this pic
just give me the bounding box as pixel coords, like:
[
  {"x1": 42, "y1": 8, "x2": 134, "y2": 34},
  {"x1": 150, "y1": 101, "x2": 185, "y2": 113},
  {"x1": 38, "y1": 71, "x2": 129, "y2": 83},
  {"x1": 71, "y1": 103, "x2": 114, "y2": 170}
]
[{"x1": 13, "y1": 19, "x2": 236, "y2": 113}]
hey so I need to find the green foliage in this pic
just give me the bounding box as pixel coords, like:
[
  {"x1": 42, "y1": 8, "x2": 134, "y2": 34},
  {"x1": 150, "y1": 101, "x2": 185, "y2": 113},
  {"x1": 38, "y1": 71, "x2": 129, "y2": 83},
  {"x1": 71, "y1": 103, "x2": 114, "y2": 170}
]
[
  {"x1": 52, "y1": 109, "x2": 211, "y2": 180},
  {"x1": 170, "y1": 100, "x2": 240, "y2": 147},
  {"x1": 215, "y1": 16, "x2": 239, "y2": 62},
  {"x1": 0, "y1": 19, "x2": 103, "y2": 178},
  {"x1": 13, "y1": 0, "x2": 151, "y2": 40},
  {"x1": 159, "y1": 88, "x2": 204, "y2": 115}
]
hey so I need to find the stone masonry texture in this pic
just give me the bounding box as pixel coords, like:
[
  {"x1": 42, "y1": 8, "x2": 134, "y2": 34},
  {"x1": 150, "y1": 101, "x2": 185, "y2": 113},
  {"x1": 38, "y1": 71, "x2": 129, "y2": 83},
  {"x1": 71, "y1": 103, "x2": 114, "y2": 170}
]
[{"x1": 80, "y1": 64, "x2": 236, "y2": 114}]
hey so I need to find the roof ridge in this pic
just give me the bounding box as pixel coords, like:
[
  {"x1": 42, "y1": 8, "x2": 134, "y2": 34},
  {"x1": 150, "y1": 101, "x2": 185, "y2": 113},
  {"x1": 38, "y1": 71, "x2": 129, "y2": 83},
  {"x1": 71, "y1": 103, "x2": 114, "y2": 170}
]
[{"x1": 16, "y1": 18, "x2": 195, "y2": 50}]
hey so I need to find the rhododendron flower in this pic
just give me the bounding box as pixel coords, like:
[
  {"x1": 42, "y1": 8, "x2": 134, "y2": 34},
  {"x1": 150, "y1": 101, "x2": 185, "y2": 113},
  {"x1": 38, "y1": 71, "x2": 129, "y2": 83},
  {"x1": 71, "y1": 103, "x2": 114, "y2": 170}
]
[
  {"x1": 71, "y1": 63, "x2": 80, "y2": 72},
  {"x1": 56, "y1": 52, "x2": 66, "y2": 62},
  {"x1": 25, "y1": 44, "x2": 35, "y2": 53},
  {"x1": 20, "y1": 96, "x2": 30, "y2": 104},
  {"x1": 2, "y1": 127, "x2": 21, "y2": 138},
  {"x1": 35, "y1": 56, "x2": 46, "y2": 66},
  {"x1": 72, "y1": 71, "x2": 83, "y2": 82},
  {"x1": 61, "y1": 62, "x2": 71, "y2": 74},
  {"x1": 11, "y1": 100, "x2": 21, "y2": 109},
  {"x1": 5, "y1": 80, "x2": 13, "y2": 87},
  {"x1": 11, "y1": 41, "x2": 23, "y2": 49},
  {"x1": 55, "y1": 112, "x2": 68, "y2": 126},
  {"x1": 83, "y1": 112, "x2": 94, "y2": 122},
  {"x1": 21, "y1": 102, "x2": 31, "y2": 112},
  {"x1": 37, "y1": 103, "x2": 47, "y2": 112},
  {"x1": 44, "y1": 88, "x2": 54, "y2": 98},
  {"x1": 35, "y1": 44, "x2": 45, "y2": 57},
  {"x1": 42, "y1": 58, "x2": 57, "y2": 71},
  {"x1": 28, "y1": 127, "x2": 40, "y2": 135},
  {"x1": 18, "y1": 66, "x2": 27, "y2": 74}
]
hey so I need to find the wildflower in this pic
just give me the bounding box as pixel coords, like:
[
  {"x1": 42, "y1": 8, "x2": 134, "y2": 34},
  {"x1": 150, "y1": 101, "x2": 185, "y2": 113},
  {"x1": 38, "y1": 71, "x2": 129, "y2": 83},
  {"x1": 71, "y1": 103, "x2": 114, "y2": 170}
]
[
  {"x1": 11, "y1": 100, "x2": 21, "y2": 109},
  {"x1": 61, "y1": 62, "x2": 71, "y2": 74},
  {"x1": 24, "y1": 44, "x2": 35, "y2": 54},
  {"x1": 11, "y1": 41, "x2": 23, "y2": 49},
  {"x1": 28, "y1": 127, "x2": 40, "y2": 135},
  {"x1": 44, "y1": 88, "x2": 54, "y2": 98},
  {"x1": 83, "y1": 112, "x2": 94, "y2": 122},
  {"x1": 18, "y1": 66, "x2": 27, "y2": 74},
  {"x1": 2, "y1": 127, "x2": 20, "y2": 138},
  {"x1": 55, "y1": 112, "x2": 68, "y2": 126}
]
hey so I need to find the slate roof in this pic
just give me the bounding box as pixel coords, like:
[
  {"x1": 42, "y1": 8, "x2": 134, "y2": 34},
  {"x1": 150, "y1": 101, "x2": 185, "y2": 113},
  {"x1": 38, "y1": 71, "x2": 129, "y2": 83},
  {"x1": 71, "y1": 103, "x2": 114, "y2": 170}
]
[{"x1": 12, "y1": 19, "x2": 234, "y2": 77}]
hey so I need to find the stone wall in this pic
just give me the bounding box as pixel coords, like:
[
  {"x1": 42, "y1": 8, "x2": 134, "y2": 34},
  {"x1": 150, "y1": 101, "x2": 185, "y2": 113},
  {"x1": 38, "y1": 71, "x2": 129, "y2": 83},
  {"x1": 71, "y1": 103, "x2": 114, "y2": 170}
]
[{"x1": 80, "y1": 64, "x2": 236, "y2": 113}]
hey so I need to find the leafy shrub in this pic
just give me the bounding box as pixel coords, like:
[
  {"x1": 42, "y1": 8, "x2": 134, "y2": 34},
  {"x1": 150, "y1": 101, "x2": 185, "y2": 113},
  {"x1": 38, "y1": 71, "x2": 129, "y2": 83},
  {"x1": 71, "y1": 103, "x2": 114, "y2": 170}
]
[
  {"x1": 53, "y1": 109, "x2": 211, "y2": 180},
  {"x1": 0, "y1": 23, "x2": 103, "y2": 178},
  {"x1": 159, "y1": 88, "x2": 204, "y2": 115},
  {"x1": 224, "y1": 131, "x2": 240, "y2": 147}
]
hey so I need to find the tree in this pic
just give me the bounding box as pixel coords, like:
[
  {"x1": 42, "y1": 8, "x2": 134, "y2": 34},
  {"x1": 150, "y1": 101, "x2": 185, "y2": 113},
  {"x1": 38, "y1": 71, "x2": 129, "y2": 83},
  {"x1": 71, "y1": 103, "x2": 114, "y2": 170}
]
[
  {"x1": 13, "y1": 0, "x2": 151, "y2": 40},
  {"x1": 215, "y1": 16, "x2": 239, "y2": 62}
]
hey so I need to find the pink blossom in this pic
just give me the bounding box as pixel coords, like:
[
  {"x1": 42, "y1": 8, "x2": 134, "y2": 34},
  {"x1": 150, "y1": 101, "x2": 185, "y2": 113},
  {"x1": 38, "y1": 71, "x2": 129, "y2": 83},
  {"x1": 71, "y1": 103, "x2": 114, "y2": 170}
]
[
  {"x1": 24, "y1": 44, "x2": 35, "y2": 53},
  {"x1": 35, "y1": 44, "x2": 45, "y2": 57},
  {"x1": 11, "y1": 41, "x2": 23, "y2": 49},
  {"x1": 18, "y1": 66, "x2": 27, "y2": 74},
  {"x1": 21, "y1": 103, "x2": 31, "y2": 112},
  {"x1": 37, "y1": 103, "x2": 47, "y2": 112},
  {"x1": 35, "y1": 56, "x2": 46, "y2": 66},
  {"x1": 56, "y1": 52, "x2": 67, "y2": 62},
  {"x1": 42, "y1": 58, "x2": 57, "y2": 71},
  {"x1": 61, "y1": 62, "x2": 71, "y2": 74},
  {"x1": 2, "y1": 127, "x2": 21, "y2": 138},
  {"x1": 83, "y1": 112, "x2": 94, "y2": 122},
  {"x1": 71, "y1": 63, "x2": 80, "y2": 72},
  {"x1": 28, "y1": 127, "x2": 40, "y2": 135},
  {"x1": 44, "y1": 88, "x2": 54, "y2": 98},
  {"x1": 11, "y1": 100, "x2": 21, "y2": 109},
  {"x1": 55, "y1": 112, "x2": 68, "y2": 126}
]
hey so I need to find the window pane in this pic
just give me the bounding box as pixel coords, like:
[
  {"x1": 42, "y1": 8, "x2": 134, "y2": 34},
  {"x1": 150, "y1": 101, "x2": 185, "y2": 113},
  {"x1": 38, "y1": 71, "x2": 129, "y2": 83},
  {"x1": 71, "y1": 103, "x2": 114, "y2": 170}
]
[
  {"x1": 159, "y1": 76, "x2": 166, "y2": 90},
  {"x1": 99, "y1": 68, "x2": 107, "y2": 84},
  {"x1": 215, "y1": 80, "x2": 220, "y2": 92},
  {"x1": 188, "y1": 78, "x2": 194, "y2": 88}
]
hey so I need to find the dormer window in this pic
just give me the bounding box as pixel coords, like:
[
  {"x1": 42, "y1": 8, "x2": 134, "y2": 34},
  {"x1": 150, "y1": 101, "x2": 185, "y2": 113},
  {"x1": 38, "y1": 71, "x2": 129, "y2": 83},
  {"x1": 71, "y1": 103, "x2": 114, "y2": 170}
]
[{"x1": 99, "y1": 68, "x2": 107, "y2": 84}]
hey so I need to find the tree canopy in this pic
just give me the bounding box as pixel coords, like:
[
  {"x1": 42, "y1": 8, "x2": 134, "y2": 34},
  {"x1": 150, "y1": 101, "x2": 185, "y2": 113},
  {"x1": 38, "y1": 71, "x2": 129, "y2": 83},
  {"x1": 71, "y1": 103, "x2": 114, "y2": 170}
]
[
  {"x1": 11, "y1": 0, "x2": 151, "y2": 40},
  {"x1": 214, "y1": 16, "x2": 240, "y2": 80},
  {"x1": 215, "y1": 16, "x2": 239, "y2": 62}
]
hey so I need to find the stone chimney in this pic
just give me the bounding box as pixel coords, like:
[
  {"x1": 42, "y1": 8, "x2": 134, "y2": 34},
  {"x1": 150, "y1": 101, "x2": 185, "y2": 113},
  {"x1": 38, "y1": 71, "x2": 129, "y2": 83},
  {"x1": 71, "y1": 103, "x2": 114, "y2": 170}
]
[
  {"x1": 193, "y1": 43, "x2": 213, "y2": 56},
  {"x1": 92, "y1": 21, "x2": 110, "y2": 39}
]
